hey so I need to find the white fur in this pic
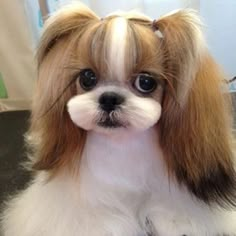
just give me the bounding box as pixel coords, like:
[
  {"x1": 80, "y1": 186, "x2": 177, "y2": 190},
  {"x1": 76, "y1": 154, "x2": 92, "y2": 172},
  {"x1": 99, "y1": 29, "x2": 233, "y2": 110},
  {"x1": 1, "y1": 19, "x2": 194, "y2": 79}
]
[
  {"x1": 108, "y1": 17, "x2": 128, "y2": 81},
  {"x1": 2, "y1": 129, "x2": 236, "y2": 236},
  {"x1": 67, "y1": 85, "x2": 161, "y2": 134}
]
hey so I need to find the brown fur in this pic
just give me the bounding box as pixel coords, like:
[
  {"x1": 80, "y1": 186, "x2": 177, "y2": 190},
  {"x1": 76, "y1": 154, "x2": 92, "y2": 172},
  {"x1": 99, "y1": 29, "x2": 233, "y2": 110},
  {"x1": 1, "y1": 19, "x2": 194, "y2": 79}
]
[
  {"x1": 154, "y1": 10, "x2": 236, "y2": 207},
  {"x1": 29, "y1": 4, "x2": 236, "y2": 206}
]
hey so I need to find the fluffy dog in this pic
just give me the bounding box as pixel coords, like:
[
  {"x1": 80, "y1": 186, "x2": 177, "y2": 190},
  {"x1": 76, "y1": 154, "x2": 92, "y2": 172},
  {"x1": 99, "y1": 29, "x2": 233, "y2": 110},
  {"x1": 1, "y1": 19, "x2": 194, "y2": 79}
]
[{"x1": 1, "y1": 3, "x2": 236, "y2": 236}]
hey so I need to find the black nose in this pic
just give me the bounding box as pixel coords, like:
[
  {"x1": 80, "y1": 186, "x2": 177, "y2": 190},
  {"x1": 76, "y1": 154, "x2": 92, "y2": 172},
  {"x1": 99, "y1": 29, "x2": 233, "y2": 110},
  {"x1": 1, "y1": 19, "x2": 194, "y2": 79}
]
[{"x1": 99, "y1": 92, "x2": 125, "y2": 113}]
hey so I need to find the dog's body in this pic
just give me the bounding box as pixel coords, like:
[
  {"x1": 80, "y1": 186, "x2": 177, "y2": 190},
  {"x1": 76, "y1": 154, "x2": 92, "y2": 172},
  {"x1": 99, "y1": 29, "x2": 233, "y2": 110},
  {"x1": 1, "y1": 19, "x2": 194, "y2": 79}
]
[
  {"x1": 1, "y1": 3, "x2": 236, "y2": 236},
  {"x1": 2, "y1": 129, "x2": 236, "y2": 235}
]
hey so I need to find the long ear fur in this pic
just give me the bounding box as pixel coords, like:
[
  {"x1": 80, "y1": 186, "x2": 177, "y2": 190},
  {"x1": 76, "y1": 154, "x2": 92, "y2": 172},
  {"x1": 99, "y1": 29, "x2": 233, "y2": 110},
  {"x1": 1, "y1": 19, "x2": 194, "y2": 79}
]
[
  {"x1": 28, "y1": 4, "x2": 99, "y2": 173},
  {"x1": 154, "y1": 10, "x2": 236, "y2": 208}
]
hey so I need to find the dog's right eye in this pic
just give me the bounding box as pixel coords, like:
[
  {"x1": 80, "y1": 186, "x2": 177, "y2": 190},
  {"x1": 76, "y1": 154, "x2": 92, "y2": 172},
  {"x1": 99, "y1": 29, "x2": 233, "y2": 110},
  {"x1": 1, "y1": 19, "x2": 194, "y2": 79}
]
[{"x1": 79, "y1": 69, "x2": 97, "y2": 91}]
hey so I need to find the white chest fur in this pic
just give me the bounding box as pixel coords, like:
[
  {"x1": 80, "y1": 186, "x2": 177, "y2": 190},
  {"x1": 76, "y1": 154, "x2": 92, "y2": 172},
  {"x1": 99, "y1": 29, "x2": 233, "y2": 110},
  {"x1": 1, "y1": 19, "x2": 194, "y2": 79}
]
[
  {"x1": 2, "y1": 129, "x2": 236, "y2": 236},
  {"x1": 81, "y1": 129, "x2": 166, "y2": 192}
]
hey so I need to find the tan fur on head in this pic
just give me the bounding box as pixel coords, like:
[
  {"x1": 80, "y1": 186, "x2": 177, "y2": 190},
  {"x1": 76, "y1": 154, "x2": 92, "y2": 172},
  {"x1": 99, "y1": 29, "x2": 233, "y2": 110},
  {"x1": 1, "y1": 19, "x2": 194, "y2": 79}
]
[{"x1": 29, "y1": 4, "x2": 236, "y2": 207}]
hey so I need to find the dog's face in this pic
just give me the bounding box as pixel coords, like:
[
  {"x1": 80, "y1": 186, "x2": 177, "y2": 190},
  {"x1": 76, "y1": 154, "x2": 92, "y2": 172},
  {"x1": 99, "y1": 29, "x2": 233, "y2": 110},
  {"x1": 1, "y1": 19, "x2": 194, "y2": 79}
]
[{"x1": 67, "y1": 17, "x2": 165, "y2": 135}]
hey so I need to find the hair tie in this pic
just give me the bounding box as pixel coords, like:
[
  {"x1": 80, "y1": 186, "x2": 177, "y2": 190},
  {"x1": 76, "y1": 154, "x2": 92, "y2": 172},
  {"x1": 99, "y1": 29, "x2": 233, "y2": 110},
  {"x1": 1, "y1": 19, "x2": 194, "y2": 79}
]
[
  {"x1": 152, "y1": 19, "x2": 159, "y2": 31},
  {"x1": 152, "y1": 19, "x2": 164, "y2": 38}
]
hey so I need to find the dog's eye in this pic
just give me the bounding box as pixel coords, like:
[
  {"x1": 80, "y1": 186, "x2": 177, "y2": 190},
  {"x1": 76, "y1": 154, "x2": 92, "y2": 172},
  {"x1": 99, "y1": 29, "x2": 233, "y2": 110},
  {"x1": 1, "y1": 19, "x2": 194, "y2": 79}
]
[
  {"x1": 79, "y1": 69, "x2": 97, "y2": 91},
  {"x1": 133, "y1": 73, "x2": 157, "y2": 94}
]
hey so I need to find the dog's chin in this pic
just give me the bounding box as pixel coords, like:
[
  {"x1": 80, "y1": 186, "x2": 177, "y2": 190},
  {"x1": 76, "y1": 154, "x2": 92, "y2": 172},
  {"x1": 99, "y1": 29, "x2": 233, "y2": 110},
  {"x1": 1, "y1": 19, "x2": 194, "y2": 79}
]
[
  {"x1": 97, "y1": 118, "x2": 125, "y2": 129},
  {"x1": 92, "y1": 116, "x2": 128, "y2": 135}
]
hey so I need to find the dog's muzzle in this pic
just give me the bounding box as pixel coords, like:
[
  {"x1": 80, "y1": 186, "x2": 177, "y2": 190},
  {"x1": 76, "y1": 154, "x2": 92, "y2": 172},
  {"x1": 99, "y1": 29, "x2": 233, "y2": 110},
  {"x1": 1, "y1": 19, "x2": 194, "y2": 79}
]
[{"x1": 97, "y1": 92, "x2": 125, "y2": 128}]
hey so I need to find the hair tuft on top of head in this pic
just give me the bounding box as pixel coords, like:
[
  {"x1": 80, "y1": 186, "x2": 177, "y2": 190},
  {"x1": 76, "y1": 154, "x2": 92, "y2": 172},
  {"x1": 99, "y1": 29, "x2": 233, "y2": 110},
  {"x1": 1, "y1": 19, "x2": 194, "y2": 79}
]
[{"x1": 37, "y1": 3, "x2": 99, "y2": 66}]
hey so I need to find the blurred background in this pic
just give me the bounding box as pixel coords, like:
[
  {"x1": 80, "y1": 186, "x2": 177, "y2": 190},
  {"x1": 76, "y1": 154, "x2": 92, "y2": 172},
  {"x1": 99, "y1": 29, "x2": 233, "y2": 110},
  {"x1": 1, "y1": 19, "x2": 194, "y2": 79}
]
[{"x1": 0, "y1": 0, "x2": 236, "y2": 111}]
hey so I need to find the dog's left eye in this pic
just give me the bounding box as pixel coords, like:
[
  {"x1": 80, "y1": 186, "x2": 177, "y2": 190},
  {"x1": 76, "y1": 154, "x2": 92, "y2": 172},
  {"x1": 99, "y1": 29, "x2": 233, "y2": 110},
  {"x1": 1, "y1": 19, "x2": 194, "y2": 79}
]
[
  {"x1": 133, "y1": 73, "x2": 157, "y2": 94},
  {"x1": 79, "y1": 69, "x2": 97, "y2": 91}
]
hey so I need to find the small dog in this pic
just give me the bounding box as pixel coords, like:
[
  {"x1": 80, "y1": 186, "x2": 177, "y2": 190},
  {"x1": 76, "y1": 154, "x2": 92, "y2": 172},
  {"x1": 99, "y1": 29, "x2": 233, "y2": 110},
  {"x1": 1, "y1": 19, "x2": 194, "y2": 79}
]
[{"x1": 1, "y1": 3, "x2": 236, "y2": 236}]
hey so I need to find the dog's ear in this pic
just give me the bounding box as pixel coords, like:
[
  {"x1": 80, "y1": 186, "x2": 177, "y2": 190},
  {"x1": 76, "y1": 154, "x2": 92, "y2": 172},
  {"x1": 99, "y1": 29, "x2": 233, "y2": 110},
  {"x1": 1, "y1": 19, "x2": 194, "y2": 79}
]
[
  {"x1": 154, "y1": 10, "x2": 236, "y2": 208},
  {"x1": 153, "y1": 9, "x2": 205, "y2": 104},
  {"x1": 37, "y1": 3, "x2": 99, "y2": 65},
  {"x1": 28, "y1": 4, "x2": 98, "y2": 173}
]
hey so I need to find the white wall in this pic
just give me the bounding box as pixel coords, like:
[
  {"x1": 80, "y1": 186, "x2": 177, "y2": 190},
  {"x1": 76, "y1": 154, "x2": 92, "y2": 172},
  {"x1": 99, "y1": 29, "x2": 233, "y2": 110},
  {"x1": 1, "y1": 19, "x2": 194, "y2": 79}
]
[
  {"x1": 200, "y1": 0, "x2": 236, "y2": 79},
  {"x1": 88, "y1": 0, "x2": 198, "y2": 18},
  {"x1": 142, "y1": 0, "x2": 199, "y2": 18},
  {"x1": 0, "y1": 0, "x2": 36, "y2": 111}
]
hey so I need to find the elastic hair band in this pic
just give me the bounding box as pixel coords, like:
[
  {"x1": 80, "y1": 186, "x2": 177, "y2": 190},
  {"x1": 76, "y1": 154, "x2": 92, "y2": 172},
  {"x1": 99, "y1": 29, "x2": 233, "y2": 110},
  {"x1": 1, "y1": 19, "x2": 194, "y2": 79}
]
[{"x1": 152, "y1": 19, "x2": 159, "y2": 31}]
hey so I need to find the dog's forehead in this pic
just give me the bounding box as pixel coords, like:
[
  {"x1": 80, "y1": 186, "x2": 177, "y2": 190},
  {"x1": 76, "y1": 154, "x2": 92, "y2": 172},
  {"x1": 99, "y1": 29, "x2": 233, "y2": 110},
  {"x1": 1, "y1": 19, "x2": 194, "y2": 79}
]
[{"x1": 76, "y1": 16, "x2": 163, "y2": 81}]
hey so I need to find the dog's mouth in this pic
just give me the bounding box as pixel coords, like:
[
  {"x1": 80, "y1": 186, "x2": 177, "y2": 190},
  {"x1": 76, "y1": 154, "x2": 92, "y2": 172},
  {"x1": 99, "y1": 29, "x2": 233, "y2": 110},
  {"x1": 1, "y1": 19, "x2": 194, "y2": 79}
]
[
  {"x1": 97, "y1": 117, "x2": 124, "y2": 128},
  {"x1": 97, "y1": 112, "x2": 126, "y2": 129}
]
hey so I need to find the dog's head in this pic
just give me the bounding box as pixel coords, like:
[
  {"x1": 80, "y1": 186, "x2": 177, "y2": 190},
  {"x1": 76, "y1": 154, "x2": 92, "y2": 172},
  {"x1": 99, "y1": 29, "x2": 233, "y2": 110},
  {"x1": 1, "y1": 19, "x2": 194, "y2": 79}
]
[{"x1": 30, "y1": 3, "x2": 236, "y2": 208}]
